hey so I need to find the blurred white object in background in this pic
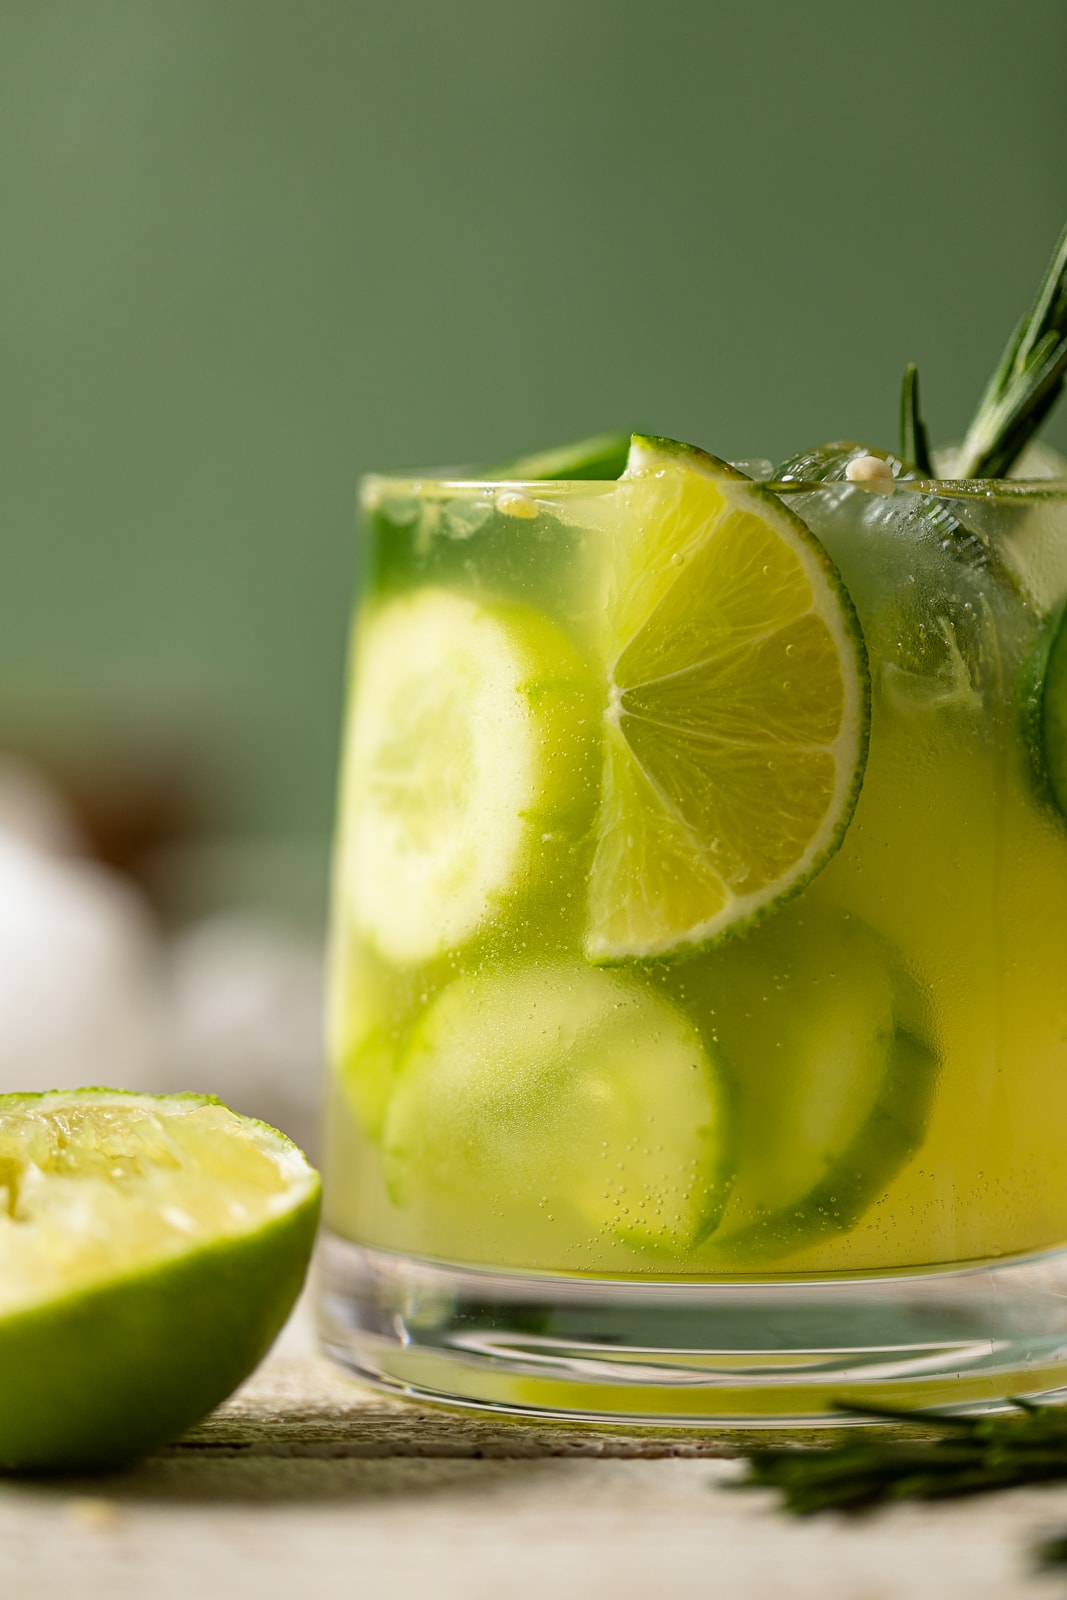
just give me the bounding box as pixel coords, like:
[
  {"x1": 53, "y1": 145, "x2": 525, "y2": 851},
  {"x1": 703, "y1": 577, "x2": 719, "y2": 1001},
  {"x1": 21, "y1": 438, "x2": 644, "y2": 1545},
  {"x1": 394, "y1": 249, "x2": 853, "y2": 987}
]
[
  {"x1": 0, "y1": 755, "x2": 86, "y2": 857},
  {"x1": 163, "y1": 912, "x2": 324, "y2": 1156},
  {"x1": 0, "y1": 754, "x2": 324, "y2": 1150},
  {"x1": 0, "y1": 834, "x2": 166, "y2": 1096}
]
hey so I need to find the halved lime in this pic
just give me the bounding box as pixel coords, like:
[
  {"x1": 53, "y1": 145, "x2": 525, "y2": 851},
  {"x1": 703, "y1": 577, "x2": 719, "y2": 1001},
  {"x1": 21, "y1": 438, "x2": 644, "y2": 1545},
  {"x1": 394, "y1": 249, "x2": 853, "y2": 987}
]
[
  {"x1": 586, "y1": 435, "x2": 870, "y2": 962},
  {"x1": 383, "y1": 961, "x2": 731, "y2": 1258},
  {"x1": 340, "y1": 589, "x2": 594, "y2": 966},
  {"x1": 0, "y1": 1090, "x2": 319, "y2": 1471}
]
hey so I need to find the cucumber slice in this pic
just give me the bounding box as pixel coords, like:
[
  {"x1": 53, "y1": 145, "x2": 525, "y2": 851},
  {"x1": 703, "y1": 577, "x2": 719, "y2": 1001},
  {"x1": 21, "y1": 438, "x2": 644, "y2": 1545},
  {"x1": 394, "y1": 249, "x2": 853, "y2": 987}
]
[
  {"x1": 327, "y1": 941, "x2": 409, "y2": 1142},
  {"x1": 339, "y1": 590, "x2": 594, "y2": 965},
  {"x1": 328, "y1": 938, "x2": 458, "y2": 1145},
  {"x1": 1024, "y1": 599, "x2": 1067, "y2": 820},
  {"x1": 693, "y1": 902, "x2": 936, "y2": 1262},
  {"x1": 382, "y1": 962, "x2": 732, "y2": 1259}
]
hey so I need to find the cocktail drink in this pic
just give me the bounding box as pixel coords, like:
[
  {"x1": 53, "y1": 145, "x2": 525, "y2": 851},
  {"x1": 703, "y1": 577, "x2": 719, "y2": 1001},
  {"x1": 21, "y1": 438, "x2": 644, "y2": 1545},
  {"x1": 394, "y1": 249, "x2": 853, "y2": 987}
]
[{"x1": 319, "y1": 228, "x2": 1067, "y2": 1421}]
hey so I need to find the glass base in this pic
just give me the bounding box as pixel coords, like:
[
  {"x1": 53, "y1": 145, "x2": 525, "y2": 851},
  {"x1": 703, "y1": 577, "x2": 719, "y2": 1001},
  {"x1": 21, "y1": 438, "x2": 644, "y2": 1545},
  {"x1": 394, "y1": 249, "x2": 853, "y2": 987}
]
[{"x1": 316, "y1": 1233, "x2": 1067, "y2": 1426}]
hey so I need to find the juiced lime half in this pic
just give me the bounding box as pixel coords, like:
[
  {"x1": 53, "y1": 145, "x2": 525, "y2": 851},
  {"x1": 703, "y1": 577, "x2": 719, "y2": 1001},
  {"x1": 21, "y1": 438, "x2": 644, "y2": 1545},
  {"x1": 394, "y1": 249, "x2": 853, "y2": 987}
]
[
  {"x1": 0, "y1": 1090, "x2": 320, "y2": 1472},
  {"x1": 586, "y1": 435, "x2": 870, "y2": 961}
]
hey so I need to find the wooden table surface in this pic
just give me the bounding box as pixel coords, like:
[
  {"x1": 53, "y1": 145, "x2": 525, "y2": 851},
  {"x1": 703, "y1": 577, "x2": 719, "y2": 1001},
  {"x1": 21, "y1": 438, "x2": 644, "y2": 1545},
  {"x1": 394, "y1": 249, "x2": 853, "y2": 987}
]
[{"x1": 3, "y1": 1299, "x2": 1066, "y2": 1599}]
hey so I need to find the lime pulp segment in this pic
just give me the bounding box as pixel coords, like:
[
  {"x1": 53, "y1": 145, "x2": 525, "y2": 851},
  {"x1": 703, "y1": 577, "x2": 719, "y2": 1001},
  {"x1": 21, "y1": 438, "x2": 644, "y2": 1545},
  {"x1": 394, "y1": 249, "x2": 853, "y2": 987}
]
[
  {"x1": 586, "y1": 435, "x2": 870, "y2": 961},
  {"x1": 0, "y1": 1091, "x2": 316, "y2": 1317}
]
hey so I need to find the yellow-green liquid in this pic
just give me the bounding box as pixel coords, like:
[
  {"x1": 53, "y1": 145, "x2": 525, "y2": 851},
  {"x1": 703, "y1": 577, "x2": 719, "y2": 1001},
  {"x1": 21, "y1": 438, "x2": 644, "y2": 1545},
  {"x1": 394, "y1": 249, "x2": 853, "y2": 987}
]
[{"x1": 325, "y1": 476, "x2": 1067, "y2": 1277}]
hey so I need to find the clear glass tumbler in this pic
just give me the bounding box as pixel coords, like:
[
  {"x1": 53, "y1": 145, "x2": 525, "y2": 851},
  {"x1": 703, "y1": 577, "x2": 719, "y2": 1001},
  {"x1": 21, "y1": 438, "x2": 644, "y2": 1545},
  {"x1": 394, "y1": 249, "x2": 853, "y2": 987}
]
[{"x1": 318, "y1": 456, "x2": 1067, "y2": 1423}]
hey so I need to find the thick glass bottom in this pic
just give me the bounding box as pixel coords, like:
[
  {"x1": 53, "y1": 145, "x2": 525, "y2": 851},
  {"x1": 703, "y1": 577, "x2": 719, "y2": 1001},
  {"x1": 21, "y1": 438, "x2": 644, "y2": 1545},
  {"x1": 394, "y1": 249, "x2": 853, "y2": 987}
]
[{"x1": 316, "y1": 1232, "x2": 1067, "y2": 1426}]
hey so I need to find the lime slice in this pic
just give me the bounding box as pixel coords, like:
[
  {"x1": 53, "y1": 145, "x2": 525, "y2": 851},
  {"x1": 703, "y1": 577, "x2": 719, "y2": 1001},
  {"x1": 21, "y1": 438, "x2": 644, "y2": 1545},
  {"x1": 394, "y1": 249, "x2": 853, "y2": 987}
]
[
  {"x1": 0, "y1": 1090, "x2": 319, "y2": 1471},
  {"x1": 692, "y1": 904, "x2": 936, "y2": 1262},
  {"x1": 341, "y1": 589, "x2": 593, "y2": 966},
  {"x1": 488, "y1": 432, "x2": 630, "y2": 481},
  {"x1": 586, "y1": 435, "x2": 869, "y2": 962},
  {"x1": 383, "y1": 962, "x2": 731, "y2": 1258}
]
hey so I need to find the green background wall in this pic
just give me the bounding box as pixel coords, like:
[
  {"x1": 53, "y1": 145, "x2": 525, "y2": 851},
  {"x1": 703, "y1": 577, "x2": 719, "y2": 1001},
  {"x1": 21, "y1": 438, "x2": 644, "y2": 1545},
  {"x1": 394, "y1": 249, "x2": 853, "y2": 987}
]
[{"x1": 2, "y1": 0, "x2": 1065, "y2": 847}]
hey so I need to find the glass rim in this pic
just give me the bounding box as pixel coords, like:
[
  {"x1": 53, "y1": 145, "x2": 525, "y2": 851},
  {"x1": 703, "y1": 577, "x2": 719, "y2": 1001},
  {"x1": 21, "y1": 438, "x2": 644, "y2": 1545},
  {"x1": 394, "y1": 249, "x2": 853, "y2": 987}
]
[{"x1": 361, "y1": 470, "x2": 1067, "y2": 506}]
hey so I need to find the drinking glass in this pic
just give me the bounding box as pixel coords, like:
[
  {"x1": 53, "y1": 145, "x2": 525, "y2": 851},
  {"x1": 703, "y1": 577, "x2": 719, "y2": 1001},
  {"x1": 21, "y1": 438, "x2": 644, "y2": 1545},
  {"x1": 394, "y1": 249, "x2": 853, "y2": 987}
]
[{"x1": 318, "y1": 462, "x2": 1067, "y2": 1423}]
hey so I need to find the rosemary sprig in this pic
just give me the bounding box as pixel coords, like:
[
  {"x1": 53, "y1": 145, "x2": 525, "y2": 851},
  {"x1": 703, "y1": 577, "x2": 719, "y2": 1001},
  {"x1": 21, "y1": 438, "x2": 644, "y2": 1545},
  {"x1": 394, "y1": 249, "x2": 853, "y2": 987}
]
[
  {"x1": 736, "y1": 1400, "x2": 1067, "y2": 1515},
  {"x1": 1038, "y1": 1531, "x2": 1067, "y2": 1574},
  {"x1": 736, "y1": 1400, "x2": 1067, "y2": 1574},
  {"x1": 899, "y1": 362, "x2": 934, "y2": 475},
  {"x1": 954, "y1": 219, "x2": 1067, "y2": 478}
]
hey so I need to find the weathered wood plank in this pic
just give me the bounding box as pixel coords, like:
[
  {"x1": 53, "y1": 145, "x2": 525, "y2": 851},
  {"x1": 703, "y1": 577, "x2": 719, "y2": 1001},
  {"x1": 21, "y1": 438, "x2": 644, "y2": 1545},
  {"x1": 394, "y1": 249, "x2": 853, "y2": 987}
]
[{"x1": 0, "y1": 1304, "x2": 1063, "y2": 1599}]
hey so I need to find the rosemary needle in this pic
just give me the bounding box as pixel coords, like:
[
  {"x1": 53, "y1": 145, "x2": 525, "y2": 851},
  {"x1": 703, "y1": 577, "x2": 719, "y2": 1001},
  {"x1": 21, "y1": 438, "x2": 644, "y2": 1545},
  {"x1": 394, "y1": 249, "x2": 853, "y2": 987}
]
[
  {"x1": 899, "y1": 361, "x2": 934, "y2": 476},
  {"x1": 954, "y1": 219, "x2": 1067, "y2": 478}
]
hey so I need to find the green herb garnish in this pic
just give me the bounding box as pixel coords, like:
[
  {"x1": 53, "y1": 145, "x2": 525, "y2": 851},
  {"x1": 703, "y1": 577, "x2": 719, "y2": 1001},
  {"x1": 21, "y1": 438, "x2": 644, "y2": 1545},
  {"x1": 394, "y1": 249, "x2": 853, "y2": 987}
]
[
  {"x1": 736, "y1": 1400, "x2": 1067, "y2": 1572},
  {"x1": 953, "y1": 219, "x2": 1067, "y2": 478},
  {"x1": 1037, "y1": 1530, "x2": 1067, "y2": 1575},
  {"x1": 899, "y1": 362, "x2": 934, "y2": 477},
  {"x1": 738, "y1": 1399, "x2": 1067, "y2": 1512}
]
